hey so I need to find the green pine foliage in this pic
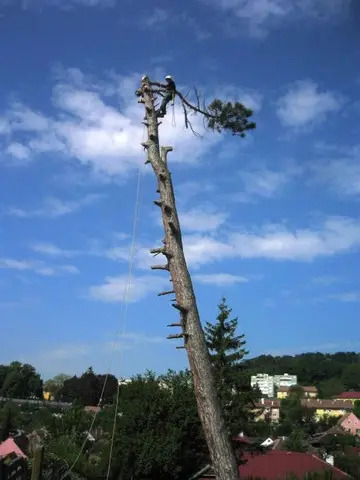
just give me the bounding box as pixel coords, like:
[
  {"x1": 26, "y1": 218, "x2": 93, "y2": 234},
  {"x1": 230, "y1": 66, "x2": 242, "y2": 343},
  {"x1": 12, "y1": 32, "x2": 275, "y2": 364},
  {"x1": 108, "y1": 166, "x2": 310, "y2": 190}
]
[{"x1": 205, "y1": 297, "x2": 259, "y2": 435}]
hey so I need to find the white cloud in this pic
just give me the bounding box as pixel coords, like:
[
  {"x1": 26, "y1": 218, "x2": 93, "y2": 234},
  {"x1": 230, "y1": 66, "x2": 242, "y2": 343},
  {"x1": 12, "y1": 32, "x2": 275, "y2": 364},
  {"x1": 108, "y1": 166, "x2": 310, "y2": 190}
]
[
  {"x1": 213, "y1": 85, "x2": 263, "y2": 112},
  {"x1": 30, "y1": 242, "x2": 77, "y2": 257},
  {"x1": 4, "y1": 0, "x2": 116, "y2": 9},
  {"x1": 326, "y1": 292, "x2": 360, "y2": 302},
  {"x1": 311, "y1": 156, "x2": 360, "y2": 197},
  {"x1": 6, "y1": 142, "x2": 31, "y2": 161},
  {"x1": 0, "y1": 69, "x2": 221, "y2": 177},
  {"x1": 83, "y1": 215, "x2": 360, "y2": 278},
  {"x1": 178, "y1": 205, "x2": 228, "y2": 232},
  {"x1": 230, "y1": 216, "x2": 360, "y2": 261},
  {"x1": 0, "y1": 257, "x2": 79, "y2": 276},
  {"x1": 237, "y1": 162, "x2": 302, "y2": 199},
  {"x1": 89, "y1": 274, "x2": 169, "y2": 303},
  {"x1": 311, "y1": 275, "x2": 342, "y2": 286},
  {"x1": 45, "y1": 344, "x2": 91, "y2": 360},
  {"x1": 201, "y1": 0, "x2": 351, "y2": 37},
  {"x1": 193, "y1": 273, "x2": 248, "y2": 286},
  {"x1": 276, "y1": 80, "x2": 344, "y2": 128},
  {"x1": 141, "y1": 8, "x2": 169, "y2": 27},
  {"x1": 6, "y1": 194, "x2": 104, "y2": 218}
]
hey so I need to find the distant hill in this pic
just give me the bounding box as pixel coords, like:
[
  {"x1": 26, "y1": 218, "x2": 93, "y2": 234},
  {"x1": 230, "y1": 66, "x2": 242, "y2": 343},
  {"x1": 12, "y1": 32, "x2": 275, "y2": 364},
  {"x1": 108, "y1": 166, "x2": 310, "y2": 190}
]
[{"x1": 244, "y1": 352, "x2": 360, "y2": 398}]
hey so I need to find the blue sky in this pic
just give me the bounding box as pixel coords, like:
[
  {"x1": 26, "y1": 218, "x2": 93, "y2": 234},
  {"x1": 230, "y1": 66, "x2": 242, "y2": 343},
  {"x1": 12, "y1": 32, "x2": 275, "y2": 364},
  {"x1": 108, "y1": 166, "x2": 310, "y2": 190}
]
[{"x1": 1, "y1": 0, "x2": 360, "y2": 380}]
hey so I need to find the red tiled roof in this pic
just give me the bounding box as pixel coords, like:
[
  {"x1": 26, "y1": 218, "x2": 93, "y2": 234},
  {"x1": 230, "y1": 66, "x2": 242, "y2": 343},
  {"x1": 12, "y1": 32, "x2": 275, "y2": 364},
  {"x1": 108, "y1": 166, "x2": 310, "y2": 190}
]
[
  {"x1": 336, "y1": 392, "x2": 360, "y2": 399},
  {"x1": 200, "y1": 451, "x2": 350, "y2": 479},
  {"x1": 238, "y1": 451, "x2": 349, "y2": 480},
  {"x1": 0, "y1": 438, "x2": 27, "y2": 459}
]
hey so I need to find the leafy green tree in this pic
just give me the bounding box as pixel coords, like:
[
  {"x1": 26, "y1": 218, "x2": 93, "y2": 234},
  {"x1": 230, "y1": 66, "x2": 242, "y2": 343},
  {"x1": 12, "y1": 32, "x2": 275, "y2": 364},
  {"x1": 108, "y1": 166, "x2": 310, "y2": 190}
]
[
  {"x1": 59, "y1": 367, "x2": 117, "y2": 405},
  {"x1": 0, "y1": 405, "x2": 14, "y2": 441},
  {"x1": 341, "y1": 364, "x2": 360, "y2": 390},
  {"x1": 318, "y1": 377, "x2": 345, "y2": 398},
  {"x1": 205, "y1": 297, "x2": 258, "y2": 434},
  {"x1": 283, "y1": 428, "x2": 308, "y2": 452},
  {"x1": 44, "y1": 374, "x2": 71, "y2": 400},
  {"x1": 100, "y1": 370, "x2": 206, "y2": 480},
  {"x1": 0, "y1": 362, "x2": 43, "y2": 399}
]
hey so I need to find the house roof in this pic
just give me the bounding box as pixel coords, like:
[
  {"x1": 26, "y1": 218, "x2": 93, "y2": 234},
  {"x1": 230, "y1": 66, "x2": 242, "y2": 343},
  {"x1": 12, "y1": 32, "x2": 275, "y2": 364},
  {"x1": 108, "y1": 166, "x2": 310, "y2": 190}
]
[
  {"x1": 198, "y1": 451, "x2": 350, "y2": 480},
  {"x1": 255, "y1": 398, "x2": 353, "y2": 410},
  {"x1": 301, "y1": 399, "x2": 353, "y2": 409},
  {"x1": 239, "y1": 451, "x2": 350, "y2": 479},
  {"x1": 254, "y1": 399, "x2": 280, "y2": 408},
  {"x1": 0, "y1": 438, "x2": 27, "y2": 459},
  {"x1": 278, "y1": 386, "x2": 318, "y2": 393},
  {"x1": 336, "y1": 392, "x2": 360, "y2": 399}
]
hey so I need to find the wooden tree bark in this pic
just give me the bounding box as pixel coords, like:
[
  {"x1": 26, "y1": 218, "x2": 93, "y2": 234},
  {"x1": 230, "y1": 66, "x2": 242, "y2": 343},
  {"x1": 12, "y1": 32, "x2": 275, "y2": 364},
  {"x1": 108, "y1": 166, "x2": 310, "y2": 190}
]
[{"x1": 138, "y1": 78, "x2": 240, "y2": 480}]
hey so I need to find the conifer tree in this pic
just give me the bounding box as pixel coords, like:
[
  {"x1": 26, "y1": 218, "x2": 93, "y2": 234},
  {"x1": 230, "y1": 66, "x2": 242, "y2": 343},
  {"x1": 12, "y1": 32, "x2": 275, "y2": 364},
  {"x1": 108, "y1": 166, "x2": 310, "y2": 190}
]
[{"x1": 205, "y1": 298, "x2": 258, "y2": 434}]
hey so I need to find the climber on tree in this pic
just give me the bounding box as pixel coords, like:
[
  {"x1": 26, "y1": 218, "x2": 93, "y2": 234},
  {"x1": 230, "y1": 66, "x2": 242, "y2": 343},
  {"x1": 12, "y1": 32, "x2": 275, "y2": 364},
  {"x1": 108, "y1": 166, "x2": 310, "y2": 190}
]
[{"x1": 155, "y1": 75, "x2": 176, "y2": 118}]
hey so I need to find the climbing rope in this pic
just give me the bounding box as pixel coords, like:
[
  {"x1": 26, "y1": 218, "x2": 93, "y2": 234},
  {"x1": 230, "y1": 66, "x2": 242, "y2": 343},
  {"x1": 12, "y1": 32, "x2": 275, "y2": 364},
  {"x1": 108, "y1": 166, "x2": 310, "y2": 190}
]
[
  {"x1": 171, "y1": 103, "x2": 176, "y2": 127},
  {"x1": 105, "y1": 166, "x2": 143, "y2": 479},
  {"x1": 59, "y1": 167, "x2": 143, "y2": 480}
]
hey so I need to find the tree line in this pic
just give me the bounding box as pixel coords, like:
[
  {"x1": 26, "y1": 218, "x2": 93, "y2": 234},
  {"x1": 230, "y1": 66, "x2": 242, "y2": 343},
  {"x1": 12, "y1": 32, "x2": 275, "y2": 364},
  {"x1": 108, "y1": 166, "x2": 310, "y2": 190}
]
[{"x1": 245, "y1": 352, "x2": 360, "y2": 397}]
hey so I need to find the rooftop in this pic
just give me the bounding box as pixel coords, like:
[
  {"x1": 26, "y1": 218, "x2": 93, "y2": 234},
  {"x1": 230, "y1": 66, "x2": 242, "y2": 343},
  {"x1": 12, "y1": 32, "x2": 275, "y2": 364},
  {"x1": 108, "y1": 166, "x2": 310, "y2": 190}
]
[
  {"x1": 336, "y1": 392, "x2": 360, "y2": 399},
  {"x1": 198, "y1": 451, "x2": 350, "y2": 480},
  {"x1": 0, "y1": 438, "x2": 27, "y2": 459}
]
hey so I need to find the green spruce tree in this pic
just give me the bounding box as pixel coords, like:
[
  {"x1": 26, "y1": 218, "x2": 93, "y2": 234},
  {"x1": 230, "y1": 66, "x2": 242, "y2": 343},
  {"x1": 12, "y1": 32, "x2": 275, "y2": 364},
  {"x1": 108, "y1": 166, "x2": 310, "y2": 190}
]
[{"x1": 205, "y1": 297, "x2": 258, "y2": 435}]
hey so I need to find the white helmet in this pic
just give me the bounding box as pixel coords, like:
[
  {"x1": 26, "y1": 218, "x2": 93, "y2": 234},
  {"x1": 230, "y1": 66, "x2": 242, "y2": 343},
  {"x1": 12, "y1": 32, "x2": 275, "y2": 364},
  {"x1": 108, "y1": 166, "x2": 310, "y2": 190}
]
[{"x1": 165, "y1": 75, "x2": 173, "y2": 80}]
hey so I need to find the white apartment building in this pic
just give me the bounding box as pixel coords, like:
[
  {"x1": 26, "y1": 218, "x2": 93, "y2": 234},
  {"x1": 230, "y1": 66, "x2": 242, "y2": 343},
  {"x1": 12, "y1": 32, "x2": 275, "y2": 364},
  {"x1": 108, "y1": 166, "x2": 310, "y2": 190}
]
[
  {"x1": 251, "y1": 374, "x2": 274, "y2": 398},
  {"x1": 273, "y1": 373, "x2": 297, "y2": 388}
]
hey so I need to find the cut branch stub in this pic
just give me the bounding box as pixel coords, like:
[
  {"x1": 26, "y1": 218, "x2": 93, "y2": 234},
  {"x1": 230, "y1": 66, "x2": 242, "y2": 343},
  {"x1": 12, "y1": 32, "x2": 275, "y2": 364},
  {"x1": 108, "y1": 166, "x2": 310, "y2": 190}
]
[
  {"x1": 151, "y1": 264, "x2": 169, "y2": 271},
  {"x1": 161, "y1": 146, "x2": 173, "y2": 166},
  {"x1": 158, "y1": 290, "x2": 176, "y2": 297},
  {"x1": 172, "y1": 303, "x2": 187, "y2": 313},
  {"x1": 167, "y1": 333, "x2": 184, "y2": 340},
  {"x1": 150, "y1": 247, "x2": 164, "y2": 255}
]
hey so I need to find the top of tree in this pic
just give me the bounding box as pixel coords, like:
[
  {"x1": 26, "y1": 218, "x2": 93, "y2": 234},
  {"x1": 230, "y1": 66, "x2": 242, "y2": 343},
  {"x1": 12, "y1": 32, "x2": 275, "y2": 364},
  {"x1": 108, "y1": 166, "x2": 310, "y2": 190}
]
[
  {"x1": 205, "y1": 297, "x2": 248, "y2": 367},
  {"x1": 149, "y1": 80, "x2": 256, "y2": 137}
]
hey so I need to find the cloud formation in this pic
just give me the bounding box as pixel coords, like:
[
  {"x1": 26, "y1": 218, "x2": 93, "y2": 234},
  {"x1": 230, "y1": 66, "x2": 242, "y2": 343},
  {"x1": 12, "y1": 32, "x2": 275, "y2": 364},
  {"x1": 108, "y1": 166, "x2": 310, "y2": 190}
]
[
  {"x1": 201, "y1": 0, "x2": 352, "y2": 37},
  {"x1": 276, "y1": 80, "x2": 344, "y2": 129},
  {"x1": 0, "y1": 69, "x2": 223, "y2": 178},
  {"x1": 0, "y1": 258, "x2": 79, "y2": 276},
  {"x1": 6, "y1": 194, "x2": 104, "y2": 218}
]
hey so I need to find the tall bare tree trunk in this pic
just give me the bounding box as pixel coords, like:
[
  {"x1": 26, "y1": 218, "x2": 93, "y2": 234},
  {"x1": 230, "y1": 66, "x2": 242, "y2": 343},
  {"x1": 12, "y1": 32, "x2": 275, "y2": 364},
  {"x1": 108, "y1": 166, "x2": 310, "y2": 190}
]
[{"x1": 138, "y1": 79, "x2": 240, "y2": 480}]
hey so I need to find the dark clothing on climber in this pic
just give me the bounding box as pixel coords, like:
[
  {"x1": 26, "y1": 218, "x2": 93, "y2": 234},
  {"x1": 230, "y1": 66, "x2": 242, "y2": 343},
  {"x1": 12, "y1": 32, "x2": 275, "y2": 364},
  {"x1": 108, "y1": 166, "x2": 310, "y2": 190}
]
[{"x1": 158, "y1": 79, "x2": 176, "y2": 117}]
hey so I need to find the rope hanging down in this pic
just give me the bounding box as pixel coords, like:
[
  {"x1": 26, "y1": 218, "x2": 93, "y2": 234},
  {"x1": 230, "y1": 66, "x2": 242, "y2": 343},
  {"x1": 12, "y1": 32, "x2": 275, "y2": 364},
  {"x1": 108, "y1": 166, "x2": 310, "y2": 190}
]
[{"x1": 59, "y1": 167, "x2": 143, "y2": 480}]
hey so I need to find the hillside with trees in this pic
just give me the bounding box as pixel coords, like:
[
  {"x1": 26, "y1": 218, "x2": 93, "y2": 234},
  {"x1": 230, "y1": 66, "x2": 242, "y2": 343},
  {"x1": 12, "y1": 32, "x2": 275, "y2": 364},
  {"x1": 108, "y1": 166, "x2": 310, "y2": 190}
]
[{"x1": 245, "y1": 352, "x2": 360, "y2": 397}]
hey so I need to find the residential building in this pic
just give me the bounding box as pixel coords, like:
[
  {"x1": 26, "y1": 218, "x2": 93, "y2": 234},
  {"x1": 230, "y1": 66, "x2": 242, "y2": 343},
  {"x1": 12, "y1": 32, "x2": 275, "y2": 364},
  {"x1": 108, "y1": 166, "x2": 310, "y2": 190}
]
[
  {"x1": 251, "y1": 374, "x2": 274, "y2": 398},
  {"x1": 338, "y1": 412, "x2": 360, "y2": 436},
  {"x1": 273, "y1": 373, "x2": 297, "y2": 389},
  {"x1": 335, "y1": 392, "x2": 360, "y2": 403},
  {"x1": 253, "y1": 399, "x2": 280, "y2": 423},
  {"x1": 302, "y1": 399, "x2": 353, "y2": 420},
  {"x1": 196, "y1": 451, "x2": 350, "y2": 479},
  {"x1": 253, "y1": 398, "x2": 353, "y2": 423},
  {"x1": 277, "y1": 385, "x2": 318, "y2": 399}
]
